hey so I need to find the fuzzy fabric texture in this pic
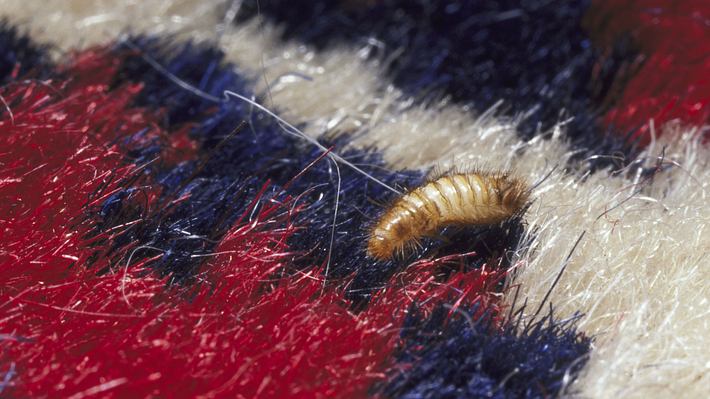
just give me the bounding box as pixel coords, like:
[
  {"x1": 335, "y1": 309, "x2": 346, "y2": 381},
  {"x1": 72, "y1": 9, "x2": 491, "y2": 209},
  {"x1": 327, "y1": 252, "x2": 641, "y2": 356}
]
[{"x1": 0, "y1": 1, "x2": 708, "y2": 398}]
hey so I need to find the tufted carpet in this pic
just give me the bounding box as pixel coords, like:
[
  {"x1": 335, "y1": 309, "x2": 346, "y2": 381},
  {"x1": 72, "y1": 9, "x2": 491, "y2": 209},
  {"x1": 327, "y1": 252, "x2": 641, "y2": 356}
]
[{"x1": 0, "y1": 1, "x2": 708, "y2": 398}]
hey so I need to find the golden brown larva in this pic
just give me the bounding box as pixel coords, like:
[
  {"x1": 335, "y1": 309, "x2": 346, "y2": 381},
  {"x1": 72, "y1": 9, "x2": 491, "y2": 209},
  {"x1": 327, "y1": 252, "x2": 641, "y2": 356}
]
[{"x1": 367, "y1": 172, "x2": 529, "y2": 260}]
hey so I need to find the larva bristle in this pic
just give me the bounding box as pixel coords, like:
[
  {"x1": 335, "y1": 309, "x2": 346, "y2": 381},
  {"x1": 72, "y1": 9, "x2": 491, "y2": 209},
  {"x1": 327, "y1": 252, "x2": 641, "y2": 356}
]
[{"x1": 367, "y1": 172, "x2": 529, "y2": 260}]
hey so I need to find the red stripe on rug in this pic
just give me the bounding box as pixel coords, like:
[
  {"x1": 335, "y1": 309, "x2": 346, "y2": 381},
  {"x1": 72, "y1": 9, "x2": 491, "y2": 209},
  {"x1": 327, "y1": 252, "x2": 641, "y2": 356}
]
[
  {"x1": 587, "y1": 0, "x2": 710, "y2": 144},
  {"x1": 0, "y1": 49, "x2": 188, "y2": 397}
]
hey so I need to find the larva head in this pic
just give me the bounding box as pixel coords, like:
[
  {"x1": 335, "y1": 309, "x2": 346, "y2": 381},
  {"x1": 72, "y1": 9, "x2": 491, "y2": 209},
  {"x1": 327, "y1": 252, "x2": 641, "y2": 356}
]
[
  {"x1": 367, "y1": 230, "x2": 396, "y2": 260},
  {"x1": 367, "y1": 219, "x2": 416, "y2": 261}
]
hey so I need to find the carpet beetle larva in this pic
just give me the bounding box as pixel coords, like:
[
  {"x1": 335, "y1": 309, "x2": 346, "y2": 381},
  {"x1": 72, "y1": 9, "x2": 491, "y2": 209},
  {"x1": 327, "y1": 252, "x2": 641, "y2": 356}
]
[{"x1": 367, "y1": 172, "x2": 528, "y2": 260}]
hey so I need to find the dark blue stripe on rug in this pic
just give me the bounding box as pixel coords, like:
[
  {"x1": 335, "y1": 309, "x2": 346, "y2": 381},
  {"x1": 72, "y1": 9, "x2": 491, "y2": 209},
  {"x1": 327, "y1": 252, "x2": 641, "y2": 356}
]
[
  {"x1": 236, "y1": 0, "x2": 637, "y2": 170},
  {"x1": 0, "y1": 21, "x2": 52, "y2": 84},
  {"x1": 100, "y1": 38, "x2": 529, "y2": 304},
  {"x1": 380, "y1": 304, "x2": 591, "y2": 398},
  {"x1": 100, "y1": 37, "x2": 433, "y2": 291}
]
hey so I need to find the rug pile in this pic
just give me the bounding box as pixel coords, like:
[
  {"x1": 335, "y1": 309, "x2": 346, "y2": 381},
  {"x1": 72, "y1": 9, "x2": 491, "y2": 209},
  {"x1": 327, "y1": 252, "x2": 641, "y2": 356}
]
[{"x1": 0, "y1": 1, "x2": 708, "y2": 398}]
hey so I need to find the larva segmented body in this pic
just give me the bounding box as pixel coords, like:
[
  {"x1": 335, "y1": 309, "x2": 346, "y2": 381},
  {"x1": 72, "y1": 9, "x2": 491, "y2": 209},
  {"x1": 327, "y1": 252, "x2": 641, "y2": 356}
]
[{"x1": 367, "y1": 172, "x2": 528, "y2": 260}]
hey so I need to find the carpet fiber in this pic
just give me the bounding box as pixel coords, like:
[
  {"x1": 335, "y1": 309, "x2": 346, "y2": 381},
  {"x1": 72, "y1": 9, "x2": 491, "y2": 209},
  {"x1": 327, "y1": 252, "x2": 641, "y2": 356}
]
[{"x1": 0, "y1": 1, "x2": 708, "y2": 398}]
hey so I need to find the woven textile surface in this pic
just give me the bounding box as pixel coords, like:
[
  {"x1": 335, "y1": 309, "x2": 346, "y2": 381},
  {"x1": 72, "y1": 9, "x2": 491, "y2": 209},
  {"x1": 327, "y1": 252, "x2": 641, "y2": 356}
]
[{"x1": 0, "y1": 1, "x2": 708, "y2": 398}]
